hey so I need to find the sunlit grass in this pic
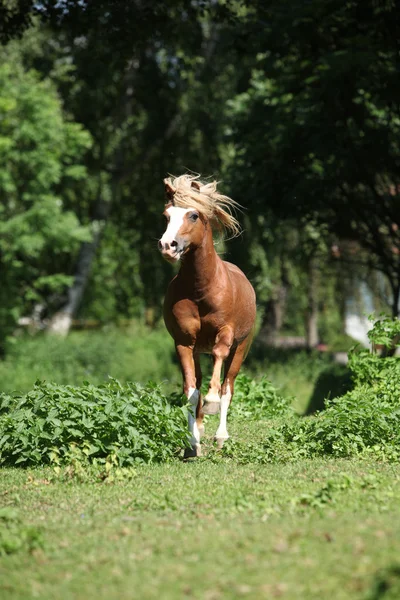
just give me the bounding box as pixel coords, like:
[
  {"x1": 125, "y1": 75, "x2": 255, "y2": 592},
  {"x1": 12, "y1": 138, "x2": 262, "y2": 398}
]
[{"x1": 1, "y1": 417, "x2": 400, "y2": 599}]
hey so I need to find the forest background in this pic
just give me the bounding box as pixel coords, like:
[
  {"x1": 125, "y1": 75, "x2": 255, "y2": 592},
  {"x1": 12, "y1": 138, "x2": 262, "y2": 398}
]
[{"x1": 0, "y1": 0, "x2": 399, "y2": 366}]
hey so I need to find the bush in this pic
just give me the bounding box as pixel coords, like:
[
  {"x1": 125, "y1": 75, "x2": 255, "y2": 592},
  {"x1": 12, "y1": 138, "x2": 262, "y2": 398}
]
[
  {"x1": 229, "y1": 373, "x2": 293, "y2": 419},
  {"x1": 223, "y1": 317, "x2": 400, "y2": 463},
  {"x1": 0, "y1": 379, "x2": 189, "y2": 466}
]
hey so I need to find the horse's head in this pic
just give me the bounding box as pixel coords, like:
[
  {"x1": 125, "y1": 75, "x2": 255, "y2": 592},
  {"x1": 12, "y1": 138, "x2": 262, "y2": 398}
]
[
  {"x1": 158, "y1": 202, "x2": 206, "y2": 263},
  {"x1": 158, "y1": 174, "x2": 241, "y2": 262}
]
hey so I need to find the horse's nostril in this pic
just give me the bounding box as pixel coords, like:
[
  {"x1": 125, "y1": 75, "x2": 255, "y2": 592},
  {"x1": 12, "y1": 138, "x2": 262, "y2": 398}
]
[{"x1": 171, "y1": 240, "x2": 178, "y2": 248}]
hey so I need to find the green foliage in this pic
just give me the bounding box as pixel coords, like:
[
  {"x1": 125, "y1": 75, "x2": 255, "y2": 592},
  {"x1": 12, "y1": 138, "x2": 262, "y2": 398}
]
[
  {"x1": 227, "y1": 0, "x2": 400, "y2": 316},
  {"x1": 0, "y1": 53, "x2": 91, "y2": 339},
  {"x1": 224, "y1": 319, "x2": 400, "y2": 463},
  {"x1": 229, "y1": 373, "x2": 293, "y2": 420},
  {"x1": 367, "y1": 314, "x2": 400, "y2": 349},
  {"x1": 0, "y1": 379, "x2": 189, "y2": 467},
  {"x1": 0, "y1": 0, "x2": 398, "y2": 345}
]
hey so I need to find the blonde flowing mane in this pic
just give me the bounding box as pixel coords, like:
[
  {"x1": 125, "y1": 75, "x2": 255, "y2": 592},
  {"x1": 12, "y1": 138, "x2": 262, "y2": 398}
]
[{"x1": 164, "y1": 174, "x2": 242, "y2": 237}]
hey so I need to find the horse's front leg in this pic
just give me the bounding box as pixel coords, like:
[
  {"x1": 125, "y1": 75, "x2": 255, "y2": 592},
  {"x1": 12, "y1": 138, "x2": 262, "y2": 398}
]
[
  {"x1": 215, "y1": 338, "x2": 248, "y2": 449},
  {"x1": 175, "y1": 344, "x2": 201, "y2": 458},
  {"x1": 202, "y1": 328, "x2": 234, "y2": 415}
]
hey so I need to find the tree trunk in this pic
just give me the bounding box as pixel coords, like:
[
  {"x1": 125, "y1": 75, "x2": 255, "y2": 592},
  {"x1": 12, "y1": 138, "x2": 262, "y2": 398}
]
[
  {"x1": 47, "y1": 53, "x2": 141, "y2": 336},
  {"x1": 260, "y1": 263, "x2": 289, "y2": 345},
  {"x1": 305, "y1": 255, "x2": 319, "y2": 349},
  {"x1": 263, "y1": 286, "x2": 288, "y2": 345},
  {"x1": 47, "y1": 195, "x2": 110, "y2": 336}
]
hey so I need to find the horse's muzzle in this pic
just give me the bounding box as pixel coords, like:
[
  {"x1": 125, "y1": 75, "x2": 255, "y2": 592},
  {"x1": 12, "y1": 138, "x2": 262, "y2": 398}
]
[{"x1": 158, "y1": 239, "x2": 184, "y2": 262}]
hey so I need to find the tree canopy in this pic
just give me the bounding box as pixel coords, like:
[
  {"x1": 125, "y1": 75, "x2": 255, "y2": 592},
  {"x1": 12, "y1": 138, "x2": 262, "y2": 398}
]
[{"x1": 0, "y1": 0, "x2": 399, "y2": 344}]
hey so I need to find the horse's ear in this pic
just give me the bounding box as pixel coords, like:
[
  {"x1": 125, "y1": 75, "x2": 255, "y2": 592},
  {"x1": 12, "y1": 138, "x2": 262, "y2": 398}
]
[
  {"x1": 164, "y1": 179, "x2": 175, "y2": 202},
  {"x1": 191, "y1": 180, "x2": 201, "y2": 192}
]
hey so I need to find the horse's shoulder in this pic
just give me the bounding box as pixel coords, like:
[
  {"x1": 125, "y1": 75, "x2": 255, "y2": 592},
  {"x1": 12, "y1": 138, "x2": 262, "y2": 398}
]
[{"x1": 222, "y1": 261, "x2": 247, "y2": 279}]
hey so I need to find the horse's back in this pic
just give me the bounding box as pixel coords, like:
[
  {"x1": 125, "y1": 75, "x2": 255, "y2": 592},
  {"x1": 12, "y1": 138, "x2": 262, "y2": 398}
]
[
  {"x1": 220, "y1": 259, "x2": 256, "y2": 335},
  {"x1": 223, "y1": 260, "x2": 256, "y2": 304}
]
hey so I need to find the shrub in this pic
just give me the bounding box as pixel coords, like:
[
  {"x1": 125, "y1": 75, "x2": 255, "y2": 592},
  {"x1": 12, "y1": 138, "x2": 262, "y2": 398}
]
[
  {"x1": 0, "y1": 379, "x2": 189, "y2": 466},
  {"x1": 229, "y1": 373, "x2": 293, "y2": 419},
  {"x1": 223, "y1": 317, "x2": 400, "y2": 463}
]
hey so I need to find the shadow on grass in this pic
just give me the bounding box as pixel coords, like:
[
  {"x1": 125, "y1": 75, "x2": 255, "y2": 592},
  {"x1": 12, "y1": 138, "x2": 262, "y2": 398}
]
[
  {"x1": 304, "y1": 363, "x2": 353, "y2": 415},
  {"x1": 366, "y1": 565, "x2": 400, "y2": 600}
]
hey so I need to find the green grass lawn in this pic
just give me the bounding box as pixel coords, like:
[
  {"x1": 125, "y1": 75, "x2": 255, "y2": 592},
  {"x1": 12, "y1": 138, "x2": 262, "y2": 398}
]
[{"x1": 1, "y1": 418, "x2": 400, "y2": 600}]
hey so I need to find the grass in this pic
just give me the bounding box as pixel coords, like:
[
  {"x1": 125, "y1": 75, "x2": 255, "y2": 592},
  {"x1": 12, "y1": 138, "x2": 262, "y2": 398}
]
[
  {"x1": 0, "y1": 326, "x2": 179, "y2": 394},
  {"x1": 4, "y1": 328, "x2": 394, "y2": 599},
  {"x1": 0, "y1": 329, "x2": 345, "y2": 414},
  {"x1": 1, "y1": 417, "x2": 400, "y2": 599}
]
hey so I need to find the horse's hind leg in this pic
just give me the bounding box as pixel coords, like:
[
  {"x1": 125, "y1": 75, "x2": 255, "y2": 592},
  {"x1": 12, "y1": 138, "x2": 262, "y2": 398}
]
[
  {"x1": 175, "y1": 344, "x2": 201, "y2": 458},
  {"x1": 194, "y1": 353, "x2": 204, "y2": 438},
  {"x1": 215, "y1": 338, "x2": 248, "y2": 449}
]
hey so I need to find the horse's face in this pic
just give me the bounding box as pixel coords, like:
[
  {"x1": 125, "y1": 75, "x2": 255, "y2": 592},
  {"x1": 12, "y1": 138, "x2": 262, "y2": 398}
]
[{"x1": 158, "y1": 206, "x2": 205, "y2": 262}]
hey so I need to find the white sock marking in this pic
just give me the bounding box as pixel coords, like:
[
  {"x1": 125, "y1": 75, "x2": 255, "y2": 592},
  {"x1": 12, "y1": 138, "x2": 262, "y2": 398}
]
[{"x1": 215, "y1": 384, "x2": 231, "y2": 440}]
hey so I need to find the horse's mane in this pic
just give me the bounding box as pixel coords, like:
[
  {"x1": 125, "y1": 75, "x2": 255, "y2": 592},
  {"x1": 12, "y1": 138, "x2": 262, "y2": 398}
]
[{"x1": 163, "y1": 174, "x2": 241, "y2": 238}]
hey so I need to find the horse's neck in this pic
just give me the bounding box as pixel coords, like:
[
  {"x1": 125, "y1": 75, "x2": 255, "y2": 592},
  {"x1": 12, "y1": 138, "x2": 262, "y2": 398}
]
[{"x1": 180, "y1": 228, "x2": 220, "y2": 293}]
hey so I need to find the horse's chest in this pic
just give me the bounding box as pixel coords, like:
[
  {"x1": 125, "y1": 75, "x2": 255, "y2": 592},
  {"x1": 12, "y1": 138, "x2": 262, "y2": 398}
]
[{"x1": 167, "y1": 298, "x2": 221, "y2": 349}]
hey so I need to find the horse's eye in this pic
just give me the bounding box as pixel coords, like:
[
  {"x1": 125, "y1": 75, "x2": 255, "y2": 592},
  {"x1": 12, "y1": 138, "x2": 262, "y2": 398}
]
[{"x1": 190, "y1": 213, "x2": 199, "y2": 222}]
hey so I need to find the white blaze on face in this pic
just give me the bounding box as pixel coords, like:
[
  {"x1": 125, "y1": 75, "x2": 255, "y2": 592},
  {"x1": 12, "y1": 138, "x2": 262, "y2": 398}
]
[{"x1": 161, "y1": 206, "x2": 192, "y2": 247}]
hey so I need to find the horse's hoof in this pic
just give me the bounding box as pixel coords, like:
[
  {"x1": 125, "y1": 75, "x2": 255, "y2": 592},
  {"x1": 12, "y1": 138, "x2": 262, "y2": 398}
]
[
  {"x1": 215, "y1": 437, "x2": 228, "y2": 450},
  {"x1": 183, "y1": 444, "x2": 201, "y2": 459},
  {"x1": 202, "y1": 401, "x2": 220, "y2": 415}
]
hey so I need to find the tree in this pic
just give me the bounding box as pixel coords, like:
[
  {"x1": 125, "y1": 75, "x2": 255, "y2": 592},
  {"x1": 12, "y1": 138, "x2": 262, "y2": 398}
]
[
  {"x1": 0, "y1": 54, "x2": 91, "y2": 345},
  {"x1": 227, "y1": 0, "x2": 400, "y2": 316}
]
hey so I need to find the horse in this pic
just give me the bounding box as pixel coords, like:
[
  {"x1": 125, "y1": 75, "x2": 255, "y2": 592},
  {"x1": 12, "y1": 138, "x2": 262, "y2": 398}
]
[{"x1": 158, "y1": 174, "x2": 256, "y2": 458}]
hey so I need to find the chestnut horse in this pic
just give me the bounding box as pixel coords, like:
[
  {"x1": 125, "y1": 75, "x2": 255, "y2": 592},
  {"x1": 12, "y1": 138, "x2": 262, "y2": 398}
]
[{"x1": 158, "y1": 174, "x2": 256, "y2": 458}]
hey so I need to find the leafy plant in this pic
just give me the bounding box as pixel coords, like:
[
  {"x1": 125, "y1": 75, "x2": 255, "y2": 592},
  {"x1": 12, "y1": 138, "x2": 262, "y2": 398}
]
[
  {"x1": 0, "y1": 379, "x2": 190, "y2": 467},
  {"x1": 224, "y1": 318, "x2": 400, "y2": 463},
  {"x1": 229, "y1": 373, "x2": 293, "y2": 420}
]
